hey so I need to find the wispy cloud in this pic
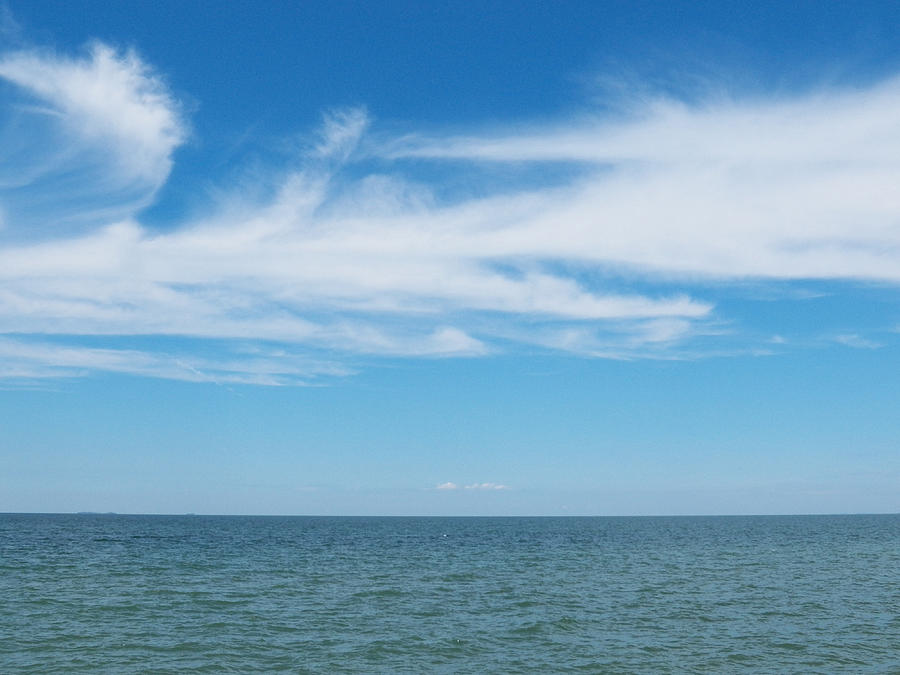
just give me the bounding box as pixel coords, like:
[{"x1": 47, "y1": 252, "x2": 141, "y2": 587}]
[
  {"x1": 312, "y1": 107, "x2": 368, "y2": 161},
  {"x1": 0, "y1": 42, "x2": 185, "y2": 234},
  {"x1": 383, "y1": 81, "x2": 900, "y2": 281},
  {"x1": 833, "y1": 334, "x2": 882, "y2": 349},
  {"x1": 0, "y1": 337, "x2": 348, "y2": 385},
  {"x1": 434, "y1": 482, "x2": 509, "y2": 491},
  {"x1": 464, "y1": 482, "x2": 509, "y2": 491},
  {"x1": 1, "y1": 39, "x2": 899, "y2": 383}
]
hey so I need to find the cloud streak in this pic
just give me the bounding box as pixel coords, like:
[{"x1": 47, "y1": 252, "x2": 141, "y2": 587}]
[
  {"x1": 0, "y1": 43, "x2": 185, "y2": 235},
  {"x1": 2, "y1": 40, "x2": 899, "y2": 383},
  {"x1": 383, "y1": 80, "x2": 900, "y2": 281},
  {"x1": 434, "y1": 482, "x2": 509, "y2": 491},
  {"x1": 0, "y1": 337, "x2": 348, "y2": 385}
]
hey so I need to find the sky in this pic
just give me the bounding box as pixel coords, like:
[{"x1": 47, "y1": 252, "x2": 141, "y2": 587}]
[{"x1": 1, "y1": 1, "x2": 898, "y2": 515}]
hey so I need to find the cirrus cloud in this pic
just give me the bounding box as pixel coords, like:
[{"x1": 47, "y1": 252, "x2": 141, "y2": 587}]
[
  {"x1": 0, "y1": 42, "x2": 185, "y2": 235},
  {"x1": 2, "y1": 40, "x2": 900, "y2": 384}
]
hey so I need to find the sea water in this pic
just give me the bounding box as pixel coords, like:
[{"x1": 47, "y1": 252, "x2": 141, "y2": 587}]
[{"x1": 1, "y1": 513, "x2": 898, "y2": 673}]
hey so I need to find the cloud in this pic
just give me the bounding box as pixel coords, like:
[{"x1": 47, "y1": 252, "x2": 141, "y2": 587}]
[
  {"x1": 0, "y1": 337, "x2": 349, "y2": 385},
  {"x1": 833, "y1": 334, "x2": 882, "y2": 349},
  {"x1": 2, "y1": 40, "x2": 899, "y2": 384},
  {"x1": 0, "y1": 42, "x2": 185, "y2": 234},
  {"x1": 384, "y1": 80, "x2": 900, "y2": 281},
  {"x1": 312, "y1": 107, "x2": 368, "y2": 161},
  {"x1": 435, "y1": 482, "x2": 509, "y2": 491}
]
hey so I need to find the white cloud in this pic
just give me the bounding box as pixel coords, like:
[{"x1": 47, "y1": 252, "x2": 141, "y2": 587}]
[
  {"x1": 0, "y1": 42, "x2": 185, "y2": 233},
  {"x1": 0, "y1": 337, "x2": 348, "y2": 385},
  {"x1": 2, "y1": 41, "x2": 900, "y2": 383},
  {"x1": 0, "y1": 43, "x2": 184, "y2": 181},
  {"x1": 435, "y1": 482, "x2": 509, "y2": 491},
  {"x1": 312, "y1": 107, "x2": 368, "y2": 161},
  {"x1": 384, "y1": 80, "x2": 900, "y2": 281},
  {"x1": 833, "y1": 334, "x2": 881, "y2": 349}
]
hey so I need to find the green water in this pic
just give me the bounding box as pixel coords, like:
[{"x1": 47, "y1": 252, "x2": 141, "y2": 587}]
[{"x1": 2, "y1": 514, "x2": 898, "y2": 672}]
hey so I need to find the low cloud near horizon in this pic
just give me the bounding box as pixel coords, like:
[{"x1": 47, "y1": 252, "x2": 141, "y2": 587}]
[
  {"x1": 436, "y1": 482, "x2": 510, "y2": 491},
  {"x1": 2, "y1": 42, "x2": 899, "y2": 384}
]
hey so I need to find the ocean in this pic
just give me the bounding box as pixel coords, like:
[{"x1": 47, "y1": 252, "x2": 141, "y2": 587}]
[{"x1": 2, "y1": 513, "x2": 898, "y2": 672}]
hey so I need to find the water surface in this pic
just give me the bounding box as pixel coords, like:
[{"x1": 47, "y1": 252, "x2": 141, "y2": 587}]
[{"x1": 2, "y1": 514, "x2": 898, "y2": 672}]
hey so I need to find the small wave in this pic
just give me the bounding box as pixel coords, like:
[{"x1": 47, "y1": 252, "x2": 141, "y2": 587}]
[
  {"x1": 440, "y1": 572, "x2": 478, "y2": 582},
  {"x1": 352, "y1": 587, "x2": 406, "y2": 599}
]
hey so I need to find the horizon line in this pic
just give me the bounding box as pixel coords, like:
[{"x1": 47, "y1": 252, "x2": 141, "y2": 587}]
[{"x1": 3, "y1": 511, "x2": 898, "y2": 518}]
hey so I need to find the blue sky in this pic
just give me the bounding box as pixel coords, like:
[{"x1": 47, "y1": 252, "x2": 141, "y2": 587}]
[{"x1": 1, "y1": 1, "x2": 898, "y2": 515}]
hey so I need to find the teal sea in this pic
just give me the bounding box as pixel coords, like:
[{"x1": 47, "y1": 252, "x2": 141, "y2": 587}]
[{"x1": 2, "y1": 514, "x2": 898, "y2": 672}]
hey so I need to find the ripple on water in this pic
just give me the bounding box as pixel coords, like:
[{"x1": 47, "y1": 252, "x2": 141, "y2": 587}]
[{"x1": 2, "y1": 514, "x2": 900, "y2": 672}]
